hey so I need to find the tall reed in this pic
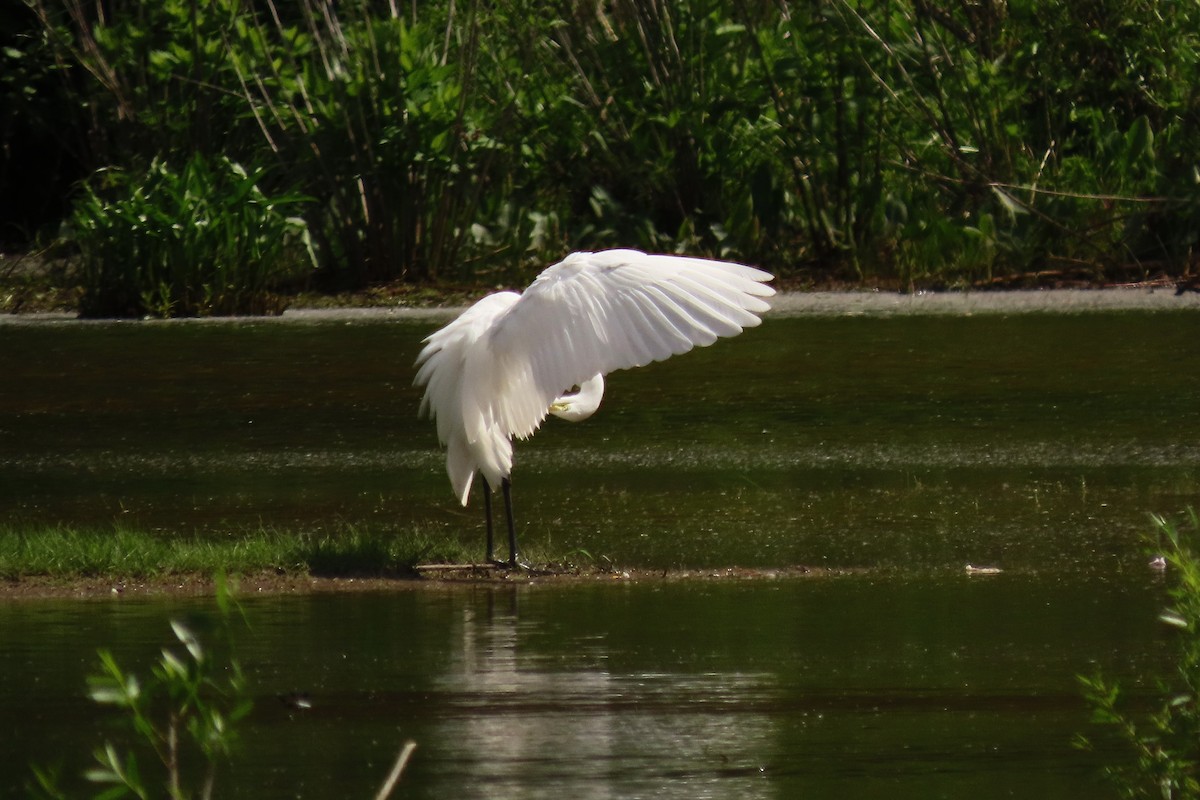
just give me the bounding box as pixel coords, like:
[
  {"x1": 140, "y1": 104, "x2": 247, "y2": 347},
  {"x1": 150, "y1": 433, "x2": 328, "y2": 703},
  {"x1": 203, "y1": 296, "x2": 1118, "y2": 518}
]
[{"x1": 224, "y1": 0, "x2": 536, "y2": 285}]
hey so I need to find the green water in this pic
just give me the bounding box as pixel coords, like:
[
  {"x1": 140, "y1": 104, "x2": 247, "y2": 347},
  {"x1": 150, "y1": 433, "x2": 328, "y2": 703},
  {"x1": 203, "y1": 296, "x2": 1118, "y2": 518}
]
[
  {"x1": 1, "y1": 312, "x2": 1198, "y2": 570},
  {"x1": 2, "y1": 309, "x2": 1199, "y2": 797},
  {"x1": 0, "y1": 576, "x2": 1174, "y2": 799}
]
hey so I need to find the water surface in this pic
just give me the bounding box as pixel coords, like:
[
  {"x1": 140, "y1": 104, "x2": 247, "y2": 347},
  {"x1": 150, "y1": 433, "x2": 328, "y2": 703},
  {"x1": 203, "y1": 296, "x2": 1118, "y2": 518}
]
[
  {"x1": 1, "y1": 311, "x2": 1197, "y2": 570},
  {"x1": 2, "y1": 306, "x2": 1199, "y2": 798},
  {"x1": 0, "y1": 575, "x2": 1174, "y2": 799}
]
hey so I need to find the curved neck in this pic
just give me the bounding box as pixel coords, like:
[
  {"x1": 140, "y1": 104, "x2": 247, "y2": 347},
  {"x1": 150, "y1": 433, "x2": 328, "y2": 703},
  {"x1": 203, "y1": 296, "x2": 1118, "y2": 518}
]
[{"x1": 548, "y1": 374, "x2": 605, "y2": 422}]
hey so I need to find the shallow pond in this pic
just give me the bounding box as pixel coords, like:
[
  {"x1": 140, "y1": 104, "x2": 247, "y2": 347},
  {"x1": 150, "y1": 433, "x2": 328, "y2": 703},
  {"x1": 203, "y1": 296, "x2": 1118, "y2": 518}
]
[
  {"x1": 2, "y1": 310, "x2": 1198, "y2": 570},
  {"x1": 0, "y1": 575, "x2": 1176, "y2": 799},
  {"x1": 2, "y1": 305, "x2": 1199, "y2": 797}
]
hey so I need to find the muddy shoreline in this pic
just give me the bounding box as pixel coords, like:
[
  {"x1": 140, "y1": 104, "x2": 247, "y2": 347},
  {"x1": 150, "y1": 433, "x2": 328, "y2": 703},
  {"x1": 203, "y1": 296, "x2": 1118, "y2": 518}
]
[{"x1": 0, "y1": 565, "x2": 858, "y2": 602}]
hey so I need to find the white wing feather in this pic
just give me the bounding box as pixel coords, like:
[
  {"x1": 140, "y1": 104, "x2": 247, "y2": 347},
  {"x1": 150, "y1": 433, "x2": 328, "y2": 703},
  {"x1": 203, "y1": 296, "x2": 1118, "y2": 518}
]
[
  {"x1": 414, "y1": 249, "x2": 775, "y2": 504},
  {"x1": 414, "y1": 291, "x2": 521, "y2": 503}
]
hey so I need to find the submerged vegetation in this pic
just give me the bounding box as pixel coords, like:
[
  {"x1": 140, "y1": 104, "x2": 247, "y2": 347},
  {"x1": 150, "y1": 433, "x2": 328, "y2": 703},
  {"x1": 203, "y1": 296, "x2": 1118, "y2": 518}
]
[{"x1": 3, "y1": 0, "x2": 1199, "y2": 315}]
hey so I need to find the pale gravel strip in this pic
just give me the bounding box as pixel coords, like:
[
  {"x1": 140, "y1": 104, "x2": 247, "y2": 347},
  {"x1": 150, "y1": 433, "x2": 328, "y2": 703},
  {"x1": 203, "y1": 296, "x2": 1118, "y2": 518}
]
[
  {"x1": 765, "y1": 287, "x2": 1200, "y2": 317},
  {"x1": 2, "y1": 288, "x2": 1198, "y2": 326}
]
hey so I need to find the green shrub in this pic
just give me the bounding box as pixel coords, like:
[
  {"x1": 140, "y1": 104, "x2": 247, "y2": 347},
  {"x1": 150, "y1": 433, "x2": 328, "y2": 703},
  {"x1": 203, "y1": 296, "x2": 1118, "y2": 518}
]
[
  {"x1": 1078, "y1": 510, "x2": 1200, "y2": 798},
  {"x1": 226, "y1": 4, "x2": 524, "y2": 285},
  {"x1": 14, "y1": 0, "x2": 1200, "y2": 290},
  {"x1": 70, "y1": 154, "x2": 313, "y2": 317}
]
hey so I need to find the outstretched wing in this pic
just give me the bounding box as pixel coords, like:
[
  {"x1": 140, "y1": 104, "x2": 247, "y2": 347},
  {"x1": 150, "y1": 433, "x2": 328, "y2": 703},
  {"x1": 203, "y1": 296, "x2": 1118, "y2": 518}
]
[{"x1": 479, "y1": 249, "x2": 775, "y2": 445}]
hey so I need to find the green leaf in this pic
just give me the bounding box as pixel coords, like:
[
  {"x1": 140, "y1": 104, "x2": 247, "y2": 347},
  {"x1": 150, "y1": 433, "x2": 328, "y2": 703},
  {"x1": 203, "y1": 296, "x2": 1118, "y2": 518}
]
[
  {"x1": 159, "y1": 647, "x2": 189, "y2": 679},
  {"x1": 1125, "y1": 116, "x2": 1155, "y2": 165},
  {"x1": 1160, "y1": 610, "x2": 1189, "y2": 629},
  {"x1": 990, "y1": 186, "x2": 1026, "y2": 219}
]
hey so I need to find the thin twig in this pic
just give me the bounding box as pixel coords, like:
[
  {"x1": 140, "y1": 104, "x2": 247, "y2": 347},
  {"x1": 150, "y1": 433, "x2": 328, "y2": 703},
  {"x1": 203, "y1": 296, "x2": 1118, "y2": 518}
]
[
  {"x1": 889, "y1": 159, "x2": 1174, "y2": 203},
  {"x1": 374, "y1": 740, "x2": 418, "y2": 800},
  {"x1": 991, "y1": 183, "x2": 1172, "y2": 204}
]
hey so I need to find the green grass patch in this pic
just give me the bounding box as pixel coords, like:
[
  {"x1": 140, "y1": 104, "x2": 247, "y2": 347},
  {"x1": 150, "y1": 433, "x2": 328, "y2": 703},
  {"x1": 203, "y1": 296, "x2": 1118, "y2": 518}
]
[{"x1": 0, "y1": 523, "x2": 472, "y2": 580}]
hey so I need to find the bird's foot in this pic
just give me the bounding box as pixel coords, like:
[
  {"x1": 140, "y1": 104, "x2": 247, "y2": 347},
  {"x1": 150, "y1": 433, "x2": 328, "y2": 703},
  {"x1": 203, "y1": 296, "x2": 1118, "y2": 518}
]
[{"x1": 488, "y1": 557, "x2": 536, "y2": 572}]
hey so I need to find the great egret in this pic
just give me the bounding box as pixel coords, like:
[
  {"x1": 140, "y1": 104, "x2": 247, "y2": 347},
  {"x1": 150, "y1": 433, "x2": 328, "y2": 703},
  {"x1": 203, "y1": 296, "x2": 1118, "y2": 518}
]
[{"x1": 414, "y1": 249, "x2": 775, "y2": 567}]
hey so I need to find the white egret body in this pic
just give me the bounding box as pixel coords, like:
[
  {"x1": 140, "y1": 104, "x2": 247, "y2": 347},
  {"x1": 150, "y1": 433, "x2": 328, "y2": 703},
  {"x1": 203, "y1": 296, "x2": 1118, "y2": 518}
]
[{"x1": 414, "y1": 249, "x2": 775, "y2": 566}]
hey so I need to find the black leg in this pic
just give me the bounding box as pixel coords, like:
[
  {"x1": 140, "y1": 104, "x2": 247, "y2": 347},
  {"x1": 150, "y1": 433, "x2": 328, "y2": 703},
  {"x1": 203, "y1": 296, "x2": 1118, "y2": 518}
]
[
  {"x1": 481, "y1": 474, "x2": 494, "y2": 564},
  {"x1": 502, "y1": 477, "x2": 518, "y2": 568}
]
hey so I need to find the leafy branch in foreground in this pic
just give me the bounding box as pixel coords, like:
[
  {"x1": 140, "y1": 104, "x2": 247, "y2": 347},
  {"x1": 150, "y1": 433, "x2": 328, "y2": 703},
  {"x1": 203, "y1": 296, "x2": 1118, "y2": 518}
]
[
  {"x1": 1077, "y1": 509, "x2": 1200, "y2": 799},
  {"x1": 30, "y1": 576, "x2": 251, "y2": 800},
  {"x1": 27, "y1": 576, "x2": 418, "y2": 799}
]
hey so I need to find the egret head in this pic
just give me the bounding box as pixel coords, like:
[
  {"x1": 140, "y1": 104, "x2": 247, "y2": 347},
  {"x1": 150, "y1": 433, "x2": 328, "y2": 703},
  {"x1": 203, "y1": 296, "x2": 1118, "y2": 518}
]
[{"x1": 548, "y1": 373, "x2": 605, "y2": 422}]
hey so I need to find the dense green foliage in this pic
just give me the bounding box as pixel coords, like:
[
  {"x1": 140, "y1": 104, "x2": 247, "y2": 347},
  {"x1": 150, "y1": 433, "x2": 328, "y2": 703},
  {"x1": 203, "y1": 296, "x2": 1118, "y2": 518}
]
[
  {"x1": 1078, "y1": 510, "x2": 1200, "y2": 799},
  {"x1": 71, "y1": 155, "x2": 313, "y2": 316},
  {"x1": 4, "y1": 0, "x2": 1199, "y2": 314}
]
